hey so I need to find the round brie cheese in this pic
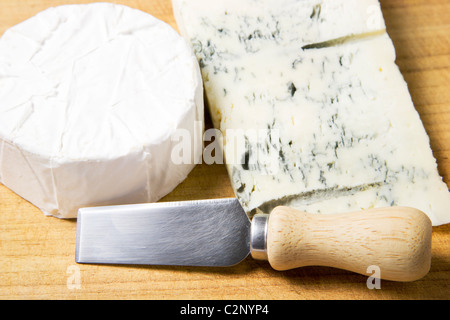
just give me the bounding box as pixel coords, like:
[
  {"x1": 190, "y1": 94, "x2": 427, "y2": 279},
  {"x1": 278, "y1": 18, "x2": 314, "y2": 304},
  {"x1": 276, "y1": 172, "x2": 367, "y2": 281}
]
[{"x1": 0, "y1": 3, "x2": 204, "y2": 218}]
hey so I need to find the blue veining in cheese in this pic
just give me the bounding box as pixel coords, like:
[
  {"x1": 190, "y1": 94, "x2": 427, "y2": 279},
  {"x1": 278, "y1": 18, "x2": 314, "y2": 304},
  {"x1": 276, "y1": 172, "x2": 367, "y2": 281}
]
[{"x1": 173, "y1": 0, "x2": 450, "y2": 226}]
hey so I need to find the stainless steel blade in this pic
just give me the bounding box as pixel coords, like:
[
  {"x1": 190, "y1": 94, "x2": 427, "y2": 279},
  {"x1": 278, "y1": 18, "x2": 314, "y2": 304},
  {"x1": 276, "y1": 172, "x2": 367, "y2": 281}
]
[{"x1": 75, "y1": 198, "x2": 251, "y2": 267}]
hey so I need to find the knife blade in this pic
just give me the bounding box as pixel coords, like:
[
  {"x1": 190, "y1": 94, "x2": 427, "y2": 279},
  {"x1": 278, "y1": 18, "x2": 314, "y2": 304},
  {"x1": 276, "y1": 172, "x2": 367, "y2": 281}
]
[
  {"x1": 75, "y1": 198, "x2": 432, "y2": 282},
  {"x1": 76, "y1": 198, "x2": 251, "y2": 267}
]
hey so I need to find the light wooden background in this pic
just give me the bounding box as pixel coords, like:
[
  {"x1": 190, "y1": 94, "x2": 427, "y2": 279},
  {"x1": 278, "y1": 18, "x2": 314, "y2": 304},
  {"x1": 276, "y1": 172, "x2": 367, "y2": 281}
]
[{"x1": 0, "y1": 0, "x2": 449, "y2": 300}]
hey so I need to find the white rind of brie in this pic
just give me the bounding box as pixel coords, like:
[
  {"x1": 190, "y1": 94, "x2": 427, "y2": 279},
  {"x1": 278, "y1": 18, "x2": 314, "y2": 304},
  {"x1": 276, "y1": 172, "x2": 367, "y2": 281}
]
[
  {"x1": 172, "y1": 0, "x2": 450, "y2": 226},
  {"x1": 0, "y1": 3, "x2": 204, "y2": 218}
]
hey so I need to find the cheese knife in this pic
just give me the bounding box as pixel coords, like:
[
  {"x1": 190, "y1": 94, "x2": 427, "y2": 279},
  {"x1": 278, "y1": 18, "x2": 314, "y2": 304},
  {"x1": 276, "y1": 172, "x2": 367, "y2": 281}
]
[{"x1": 75, "y1": 198, "x2": 432, "y2": 281}]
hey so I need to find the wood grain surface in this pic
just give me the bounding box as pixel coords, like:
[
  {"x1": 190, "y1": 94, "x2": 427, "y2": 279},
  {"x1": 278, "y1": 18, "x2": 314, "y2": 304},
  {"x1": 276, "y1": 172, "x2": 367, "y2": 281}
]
[{"x1": 0, "y1": 0, "x2": 449, "y2": 300}]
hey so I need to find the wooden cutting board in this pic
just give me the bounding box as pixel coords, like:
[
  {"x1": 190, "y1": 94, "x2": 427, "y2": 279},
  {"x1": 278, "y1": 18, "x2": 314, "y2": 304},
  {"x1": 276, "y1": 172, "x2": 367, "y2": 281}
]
[{"x1": 0, "y1": 0, "x2": 449, "y2": 300}]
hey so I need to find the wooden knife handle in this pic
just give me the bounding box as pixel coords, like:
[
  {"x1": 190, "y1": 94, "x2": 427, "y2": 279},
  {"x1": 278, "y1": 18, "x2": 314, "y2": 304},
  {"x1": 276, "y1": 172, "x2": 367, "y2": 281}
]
[{"x1": 265, "y1": 206, "x2": 432, "y2": 282}]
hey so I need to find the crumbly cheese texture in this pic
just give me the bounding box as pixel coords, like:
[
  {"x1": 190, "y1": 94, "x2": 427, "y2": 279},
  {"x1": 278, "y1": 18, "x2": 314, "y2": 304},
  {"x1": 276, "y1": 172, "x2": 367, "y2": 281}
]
[
  {"x1": 173, "y1": 0, "x2": 450, "y2": 226},
  {"x1": 0, "y1": 3, "x2": 204, "y2": 218}
]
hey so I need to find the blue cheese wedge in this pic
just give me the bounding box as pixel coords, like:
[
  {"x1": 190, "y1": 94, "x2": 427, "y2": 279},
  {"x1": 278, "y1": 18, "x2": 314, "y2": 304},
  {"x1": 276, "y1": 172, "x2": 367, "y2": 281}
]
[
  {"x1": 173, "y1": 0, "x2": 450, "y2": 226},
  {"x1": 0, "y1": 3, "x2": 204, "y2": 218}
]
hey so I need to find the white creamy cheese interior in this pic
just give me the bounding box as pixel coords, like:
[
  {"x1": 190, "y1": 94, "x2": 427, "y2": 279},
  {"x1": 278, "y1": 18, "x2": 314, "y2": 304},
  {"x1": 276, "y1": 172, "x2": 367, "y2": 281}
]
[
  {"x1": 173, "y1": 0, "x2": 450, "y2": 226},
  {"x1": 0, "y1": 3, "x2": 204, "y2": 218}
]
